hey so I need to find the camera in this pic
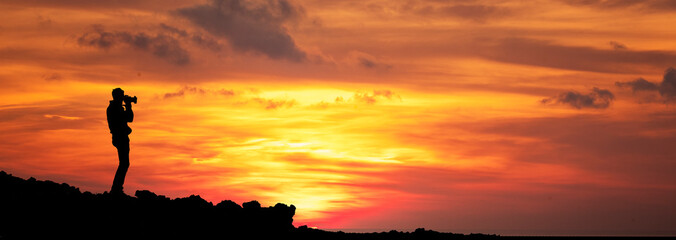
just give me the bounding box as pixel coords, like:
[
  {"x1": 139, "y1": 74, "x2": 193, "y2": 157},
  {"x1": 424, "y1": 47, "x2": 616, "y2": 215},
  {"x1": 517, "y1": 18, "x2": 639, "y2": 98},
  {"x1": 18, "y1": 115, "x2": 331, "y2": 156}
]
[{"x1": 124, "y1": 95, "x2": 137, "y2": 104}]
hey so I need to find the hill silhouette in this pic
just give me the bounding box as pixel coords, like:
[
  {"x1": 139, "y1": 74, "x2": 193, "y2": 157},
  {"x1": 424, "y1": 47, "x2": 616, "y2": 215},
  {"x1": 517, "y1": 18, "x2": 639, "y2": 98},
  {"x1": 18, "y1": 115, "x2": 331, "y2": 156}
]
[{"x1": 0, "y1": 171, "x2": 499, "y2": 239}]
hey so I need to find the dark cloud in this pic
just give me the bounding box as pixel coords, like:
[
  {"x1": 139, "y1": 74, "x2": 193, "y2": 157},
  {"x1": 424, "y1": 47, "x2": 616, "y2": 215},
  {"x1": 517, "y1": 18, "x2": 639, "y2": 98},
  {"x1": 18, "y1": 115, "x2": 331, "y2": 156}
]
[
  {"x1": 616, "y1": 67, "x2": 676, "y2": 102},
  {"x1": 159, "y1": 23, "x2": 224, "y2": 51},
  {"x1": 77, "y1": 26, "x2": 117, "y2": 49},
  {"x1": 190, "y1": 34, "x2": 223, "y2": 52},
  {"x1": 541, "y1": 87, "x2": 614, "y2": 109},
  {"x1": 163, "y1": 86, "x2": 235, "y2": 99},
  {"x1": 563, "y1": 0, "x2": 676, "y2": 11},
  {"x1": 608, "y1": 41, "x2": 627, "y2": 50},
  {"x1": 478, "y1": 38, "x2": 676, "y2": 73},
  {"x1": 159, "y1": 23, "x2": 189, "y2": 37},
  {"x1": 77, "y1": 25, "x2": 190, "y2": 65},
  {"x1": 175, "y1": 0, "x2": 307, "y2": 62},
  {"x1": 660, "y1": 67, "x2": 676, "y2": 100}
]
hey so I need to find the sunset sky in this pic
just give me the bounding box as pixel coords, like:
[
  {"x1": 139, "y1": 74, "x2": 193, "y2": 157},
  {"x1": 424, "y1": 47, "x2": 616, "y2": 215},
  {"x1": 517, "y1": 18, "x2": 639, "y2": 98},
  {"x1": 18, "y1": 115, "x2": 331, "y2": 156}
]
[{"x1": 1, "y1": 0, "x2": 675, "y2": 236}]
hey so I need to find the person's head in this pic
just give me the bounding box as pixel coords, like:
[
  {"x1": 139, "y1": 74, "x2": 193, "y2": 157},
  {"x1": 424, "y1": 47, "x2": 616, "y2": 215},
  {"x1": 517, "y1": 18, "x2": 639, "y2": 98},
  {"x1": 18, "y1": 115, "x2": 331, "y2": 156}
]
[{"x1": 112, "y1": 88, "x2": 124, "y2": 101}]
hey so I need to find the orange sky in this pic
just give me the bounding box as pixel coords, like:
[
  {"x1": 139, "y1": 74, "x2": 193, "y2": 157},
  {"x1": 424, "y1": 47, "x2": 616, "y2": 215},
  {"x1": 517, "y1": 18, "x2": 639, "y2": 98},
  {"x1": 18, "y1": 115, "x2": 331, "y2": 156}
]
[{"x1": 1, "y1": 0, "x2": 675, "y2": 236}]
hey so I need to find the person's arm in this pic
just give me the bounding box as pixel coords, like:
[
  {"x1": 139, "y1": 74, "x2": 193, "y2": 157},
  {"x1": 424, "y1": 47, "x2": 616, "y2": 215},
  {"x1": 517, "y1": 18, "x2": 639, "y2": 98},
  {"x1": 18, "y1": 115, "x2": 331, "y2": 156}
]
[{"x1": 124, "y1": 101, "x2": 134, "y2": 123}]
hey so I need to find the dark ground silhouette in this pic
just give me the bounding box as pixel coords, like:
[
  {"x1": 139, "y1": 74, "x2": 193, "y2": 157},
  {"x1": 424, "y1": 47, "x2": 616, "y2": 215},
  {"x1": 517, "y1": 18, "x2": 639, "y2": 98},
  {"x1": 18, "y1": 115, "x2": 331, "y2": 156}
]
[{"x1": 0, "y1": 171, "x2": 502, "y2": 240}]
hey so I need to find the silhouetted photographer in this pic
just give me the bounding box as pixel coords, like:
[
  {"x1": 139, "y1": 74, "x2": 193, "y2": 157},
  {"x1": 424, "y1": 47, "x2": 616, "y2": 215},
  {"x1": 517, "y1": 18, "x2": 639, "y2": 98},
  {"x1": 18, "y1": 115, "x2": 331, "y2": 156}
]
[{"x1": 107, "y1": 88, "x2": 136, "y2": 195}]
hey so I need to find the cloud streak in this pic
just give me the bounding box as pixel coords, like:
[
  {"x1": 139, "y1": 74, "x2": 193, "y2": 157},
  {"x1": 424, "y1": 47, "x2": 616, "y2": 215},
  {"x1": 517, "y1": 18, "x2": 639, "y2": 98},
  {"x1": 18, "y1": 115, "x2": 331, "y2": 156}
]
[
  {"x1": 163, "y1": 86, "x2": 235, "y2": 99},
  {"x1": 411, "y1": 3, "x2": 512, "y2": 23},
  {"x1": 478, "y1": 38, "x2": 676, "y2": 73},
  {"x1": 251, "y1": 98, "x2": 297, "y2": 110},
  {"x1": 564, "y1": 0, "x2": 676, "y2": 12},
  {"x1": 341, "y1": 90, "x2": 401, "y2": 105},
  {"x1": 348, "y1": 51, "x2": 392, "y2": 70},
  {"x1": 0, "y1": 0, "x2": 193, "y2": 11}
]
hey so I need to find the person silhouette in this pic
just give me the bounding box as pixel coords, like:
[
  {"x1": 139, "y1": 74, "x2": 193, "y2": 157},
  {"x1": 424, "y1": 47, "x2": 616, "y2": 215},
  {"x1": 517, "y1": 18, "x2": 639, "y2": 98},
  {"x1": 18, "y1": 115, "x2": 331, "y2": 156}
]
[{"x1": 107, "y1": 88, "x2": 134, "y2": 195}]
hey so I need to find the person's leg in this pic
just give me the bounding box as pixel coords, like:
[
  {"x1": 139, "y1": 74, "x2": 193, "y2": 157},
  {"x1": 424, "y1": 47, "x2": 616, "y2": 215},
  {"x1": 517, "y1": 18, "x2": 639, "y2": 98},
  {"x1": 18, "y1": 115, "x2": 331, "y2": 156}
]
[{"x1": 111, "y1": 136, "x2": 130, "y2": 194}]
